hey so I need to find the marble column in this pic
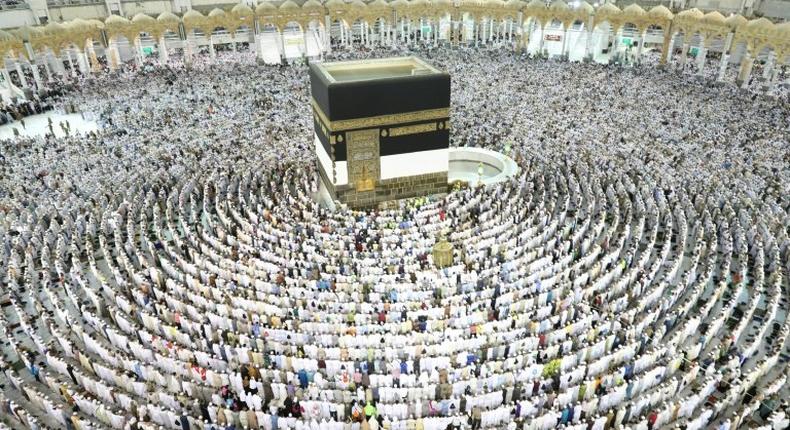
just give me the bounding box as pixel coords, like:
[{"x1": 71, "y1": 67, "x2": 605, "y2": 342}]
[
  {"x1": 209, "y1": 34, "x2": 216, "y2": 59},
  {"x1": 303, "y1": 27, "x2": 309, "y2": 56},
  {"x1": 768, "y1": 62, "x2": 782, "y2": 92},
  {"x1": 514, "y1": 17, "x2": 523, "y2": 52},
  {"x1": 488, "y1": 18, "x2": 494, "y2": 44},
  {"x1": 679, "y1": 41, "x2": 690, "y2": 70},
  {"x1": 737, "y1": 52, "x2": 754, "y2": 88},
  {"x1": 609, "y1": 30, "x2": 620, "y2": 63},
  {"x1": 82, "y1": 51, "x2": 92, "y2": 75},
  {"x1": 29, "y1": 61, "x2": 42, "y2": 89},
  {"x1": 636, "y1": 29, "x2": 646, "y2": 64},
  {"x1": 584, "y1": 18, "x2": 594, "y2": 60},
  {"x1": 762, "y1": 50, "x2": 775, "y2": 80},
  {"x1": 112, "y1": 42, "x2": 122, "y2": 69},
  {"x1": 159, "y1": 36, "x2": 169, "y2": 63},
  {"x1": 426, "y1": 19, "x2": 431, "y2": 43},
  {"x1": 75, "y1": 49, "x2": 89, "y2": 75},
  {"x1": 526, "y1": 18, "x2": 536, "y2": 54},
  {"x1": 662, "y1": 32, "x2": 676, "y2": 66},
  {"x1": 391, "y1": 21, "x2": 397, "y2": 48},
  {"x1": 87, "y1": 43, "x2": 101, "y2": 73},
  {"x1": 129, "y1": 39, "x2": 138, "y2": 65},
  {"x1": 135, "y1": 38, "x2": 145, "y2": 63},
  {"x1": 42, "y1": 61, "x2": 53, "y2": 81},
  {"x1": 716, "y1": 33, "x2": 733, "y2": 81},
  {"x1": 325, "y1": 16, "x2": 332, "y2": 53},
  {"x1": 696, "y1": 42, "x2": 707, "y2": 75},
  {"x1": 1, "y1": 68, "x2": 12, "y2": 90},
  {"x1": 14, "y1": 63, "x2": 28, "y2": 88},
  {"x1": 55, "y1": 52, "x2": 68, "y2": 76},
  {"x1": 66, "y1": 51, "x2": 77, "y2": 77},
  {"x1": 561, "y1": 26, "x2": 569, "y2": 58},
  {"x1": 254, "y1": 33, "x2": 263, "y2": 60}
]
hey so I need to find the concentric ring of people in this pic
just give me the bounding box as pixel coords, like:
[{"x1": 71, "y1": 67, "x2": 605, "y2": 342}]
[{"x1": 0, "y1": 45, "x2": 789, "y2": 430}]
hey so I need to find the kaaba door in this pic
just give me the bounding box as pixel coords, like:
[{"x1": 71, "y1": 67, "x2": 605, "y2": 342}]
[{"x1": 346, "y1": 129, "x2": 380, "y2": 192}]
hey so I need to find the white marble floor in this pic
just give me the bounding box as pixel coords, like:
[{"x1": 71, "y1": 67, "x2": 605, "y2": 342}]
[{"x1": 0, "y1": 112, "x2": 100, "y2": 140}]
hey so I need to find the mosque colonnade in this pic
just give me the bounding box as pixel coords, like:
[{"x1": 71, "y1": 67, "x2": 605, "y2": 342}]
[{"x1": 0, "y1": 1, "x2": 788, "y2": 89}]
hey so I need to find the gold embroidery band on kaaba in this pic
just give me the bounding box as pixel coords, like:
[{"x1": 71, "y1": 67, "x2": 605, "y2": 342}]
[
  {"x1": 311, "y1": 98, "x2": 450, "y2": 132},
  {"x1": 388, "y1": 123, "x2": 438, "y2": 137}
]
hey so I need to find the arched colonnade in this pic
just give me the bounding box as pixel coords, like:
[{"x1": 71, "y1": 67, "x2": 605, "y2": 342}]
[{"x1": 0, "y1": 1, "x2": 788, "y2": 89}]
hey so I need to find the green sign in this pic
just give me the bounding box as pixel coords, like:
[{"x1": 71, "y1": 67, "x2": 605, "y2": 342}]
[
  {"x1": 690, "y1": 47, "x2": 700, "y2": 57},
  {"x1": 422, "y1": 25, "x2": 432, "y2": 34},
  {"x1": 621, "y1": 37, "x2": 632, "y2": 47},
  {"x1": 142, "y1": 46, "x2": 154, "y2": 56}
]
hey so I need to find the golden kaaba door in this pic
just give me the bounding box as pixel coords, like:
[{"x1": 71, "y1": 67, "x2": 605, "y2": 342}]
[{"x1": 346, "y1": 129, "x2": 380, "y2": 192}]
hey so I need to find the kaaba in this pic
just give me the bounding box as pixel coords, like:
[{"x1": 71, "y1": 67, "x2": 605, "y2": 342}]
[{"x1": 309, "y1": 57, "x2": 451, "y2": 208}]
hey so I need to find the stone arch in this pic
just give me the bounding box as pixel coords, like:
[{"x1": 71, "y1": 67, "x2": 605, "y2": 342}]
[
  {"x1": 569, "y1": 19, "x2": 584, "y2": 31},
  {"x1": 281, "y1": 20, "x2": 304, "y2": 33},
  {"x1": 620, "y1": 22, "x2": 640, "y2": 42},
  {"x1": 260, "y1": 22, "x2": 281, "y2": 34},
  {"x1": 545, "y1": 18, "x2": 562, "y2": 29},
  {"x1": 306, "y1": 18, "x2": 326, "y2": 31}
]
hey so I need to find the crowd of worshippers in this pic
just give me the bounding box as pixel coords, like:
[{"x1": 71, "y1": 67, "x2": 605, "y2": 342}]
[
  {"x1": 0, "y1": 70, "x2": 77, "y2": 127},
  {"x1": 0, "y1": 42, "x2": 788, "y2": 430},
  {"x1": 0, "y1": 97, "x2": 53, "y2": 126}
]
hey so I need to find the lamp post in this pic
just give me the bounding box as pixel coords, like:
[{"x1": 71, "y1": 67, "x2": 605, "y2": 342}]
[{"x1": 477, "y1": 162, "x2": 484, "y2": 187}]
